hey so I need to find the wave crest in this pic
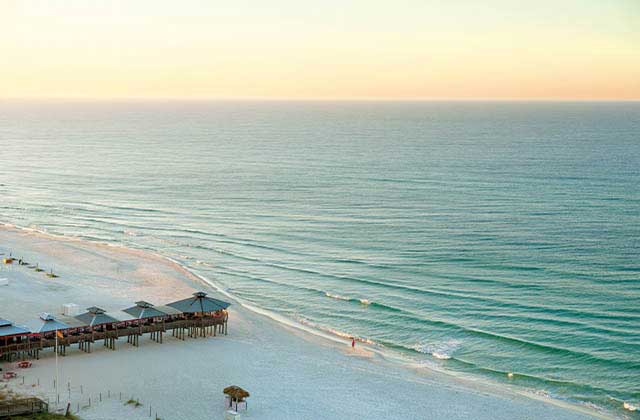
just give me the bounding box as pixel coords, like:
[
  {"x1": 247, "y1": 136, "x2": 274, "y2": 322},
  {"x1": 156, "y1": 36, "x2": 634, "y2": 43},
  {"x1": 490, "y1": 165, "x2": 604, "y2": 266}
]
[
  {"x1": 623, "y1": 402, "x2": 638, "y2": 412},
  {"x1": 325, "y1": 292, "x2": 351, "y2": 301},
  {"x1": 325, "y1": 291, "x2": 373, "y2": 306},
  {"x1": 412, "y1": 339, "x2": 462, "y2": 360}
]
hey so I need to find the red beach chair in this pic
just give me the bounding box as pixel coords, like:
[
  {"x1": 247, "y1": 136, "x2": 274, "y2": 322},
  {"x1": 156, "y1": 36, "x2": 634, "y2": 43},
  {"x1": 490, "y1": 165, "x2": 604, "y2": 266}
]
[
  {"x1": 3, "y1": 371, "x2": 17, "y2": 379},
  {"x1": 17, "y1": 361, "x2": 32, "y2": 368}
]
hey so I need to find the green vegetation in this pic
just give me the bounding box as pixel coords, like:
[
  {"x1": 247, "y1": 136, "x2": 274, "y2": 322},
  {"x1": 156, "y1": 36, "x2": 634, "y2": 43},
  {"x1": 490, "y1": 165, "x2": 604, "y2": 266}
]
[
  {"x1": 1, "y1": 390, "x2": 80, "y2": 419},
  {"x1": 125, "y1": 398, "x2": 142, "y2": 408}
]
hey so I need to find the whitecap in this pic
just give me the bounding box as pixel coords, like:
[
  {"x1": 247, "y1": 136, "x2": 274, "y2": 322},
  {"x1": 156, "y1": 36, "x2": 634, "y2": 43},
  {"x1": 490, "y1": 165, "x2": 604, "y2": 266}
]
[
  {"x1": 432, "y1": 352, "x2": 451, "y2": 360},
  {"x1": 412, "y1": 339, "x2": 462, "y2": 360},
  {"x1": 325, "y1": 292, "x2": 350, "y2": 301}
]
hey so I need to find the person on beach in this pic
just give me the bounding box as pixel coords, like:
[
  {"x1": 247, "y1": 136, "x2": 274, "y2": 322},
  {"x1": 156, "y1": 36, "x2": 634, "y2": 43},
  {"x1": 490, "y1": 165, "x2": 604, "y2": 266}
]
[{"x1": 351, "y1": 337, "x2": 355, "y2": 348}]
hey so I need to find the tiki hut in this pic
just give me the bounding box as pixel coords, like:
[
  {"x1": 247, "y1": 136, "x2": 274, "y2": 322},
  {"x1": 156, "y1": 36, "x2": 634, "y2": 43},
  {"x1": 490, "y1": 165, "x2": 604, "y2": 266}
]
[{"x1": 223, "y1": 385, "x2": 250, "y2": 411}]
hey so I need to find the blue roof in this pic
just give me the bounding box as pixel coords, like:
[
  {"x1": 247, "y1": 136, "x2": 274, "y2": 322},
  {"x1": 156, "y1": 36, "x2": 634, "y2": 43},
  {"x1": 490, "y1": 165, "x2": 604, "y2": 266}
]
[
  {"x1": 0, "y1": 321, "x2": 30, "y2": 337},
  {"x1": 167, "y1": 292, "x2": 230, "y2": 314},
  {"x1": 26, "y1": 314, "x2": 70, "y2": 333},
  {"x1": 123, "y1": 301, "x2": 167, "y2": 319},
  {"x1": 75, "y1": 307, "x2": 119, "y2": 327}
]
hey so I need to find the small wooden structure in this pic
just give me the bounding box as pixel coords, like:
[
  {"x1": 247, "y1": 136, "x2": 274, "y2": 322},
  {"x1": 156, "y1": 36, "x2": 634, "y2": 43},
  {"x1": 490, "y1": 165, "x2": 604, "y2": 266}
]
[
  {"x1": 0, "y1": 397, "x2": 48, "y2": 418},
  {"x1": 223, "y1": 385, "x2": 250, "y2": 411}
]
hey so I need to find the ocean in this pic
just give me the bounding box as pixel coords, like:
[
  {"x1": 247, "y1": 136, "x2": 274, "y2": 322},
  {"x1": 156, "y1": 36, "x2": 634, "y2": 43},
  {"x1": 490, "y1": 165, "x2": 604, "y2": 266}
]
[{"x1": 0, "y1": 100, "x2": 638, "y2": 417}]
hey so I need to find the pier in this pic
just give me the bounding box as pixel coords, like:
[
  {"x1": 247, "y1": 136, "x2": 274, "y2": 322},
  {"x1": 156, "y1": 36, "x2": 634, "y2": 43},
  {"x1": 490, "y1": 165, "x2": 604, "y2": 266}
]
[{"x1": 0, "y1": 292, "x2": 230, "y2": 362}]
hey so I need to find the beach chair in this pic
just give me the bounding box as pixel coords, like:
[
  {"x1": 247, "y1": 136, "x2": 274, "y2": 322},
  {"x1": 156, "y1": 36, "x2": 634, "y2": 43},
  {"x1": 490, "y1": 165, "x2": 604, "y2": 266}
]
[{"x1": 3, "y1": 371, "x2": 17, "y2": 380}]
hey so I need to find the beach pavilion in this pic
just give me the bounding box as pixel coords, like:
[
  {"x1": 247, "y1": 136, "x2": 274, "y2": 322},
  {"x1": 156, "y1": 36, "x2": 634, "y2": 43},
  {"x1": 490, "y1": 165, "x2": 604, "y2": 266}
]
[
  {"x1": 25, "y1": 313, "x2": 70, "y2": 358},
  {"x1": 124, "y1": 301, "x2": 167, "y2": 319},
  {"x1": 1, "y1": 292, "x2": 231, "y2": 361},
  {"x1": 71, "y1": 307, "x2": 121, "y2": 352},
  {"x1": 122, "y1": 301, "x2": 169, "y2": 345},
  {"x1": 0, "y1": 318, "x2": 30, "y2": 361},
  {"x1": 25, "y1": 313, "x2": 69, "y2": 335},
  {"x1": 167, "y1": 291, "x2": 230, "y2": 337},
  {"x1": 75, "y1": 307, "x2": 119, "y2": 327}
]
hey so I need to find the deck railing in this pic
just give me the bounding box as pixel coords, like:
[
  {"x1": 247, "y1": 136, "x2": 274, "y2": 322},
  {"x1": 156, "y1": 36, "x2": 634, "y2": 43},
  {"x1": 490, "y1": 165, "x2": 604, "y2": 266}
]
[
  {"x1": 0, "y1": 397, "x2": 48, "y2": 417},
  {"x1": 0, "y1": 314, "x2": 227, "y2": 360}
]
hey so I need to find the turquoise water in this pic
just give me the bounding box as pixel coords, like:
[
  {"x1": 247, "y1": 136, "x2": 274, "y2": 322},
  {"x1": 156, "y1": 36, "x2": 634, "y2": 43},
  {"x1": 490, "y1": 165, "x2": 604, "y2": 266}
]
[{"x1": 0, "y1": 100, "x2": 638, "y2": 417}]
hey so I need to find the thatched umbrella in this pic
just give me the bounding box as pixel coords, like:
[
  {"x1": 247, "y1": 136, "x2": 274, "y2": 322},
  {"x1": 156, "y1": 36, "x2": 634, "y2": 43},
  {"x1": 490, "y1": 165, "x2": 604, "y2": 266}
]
[{"x1": 223, "y1": 385, "x2": 250, "y2": 402}]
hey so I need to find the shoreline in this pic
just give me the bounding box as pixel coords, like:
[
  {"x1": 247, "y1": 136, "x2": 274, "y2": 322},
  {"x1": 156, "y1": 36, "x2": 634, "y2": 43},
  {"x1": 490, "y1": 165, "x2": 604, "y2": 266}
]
[{"x1": 0, "y1": 223, "x2": 616, "y2": 419}]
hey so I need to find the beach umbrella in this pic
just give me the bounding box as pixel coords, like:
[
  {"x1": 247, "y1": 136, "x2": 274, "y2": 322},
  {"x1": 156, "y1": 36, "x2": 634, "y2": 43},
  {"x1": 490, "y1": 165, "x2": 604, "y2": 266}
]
[{"x1": 223, "y1": 385, "x2": 250, "y2": 402}]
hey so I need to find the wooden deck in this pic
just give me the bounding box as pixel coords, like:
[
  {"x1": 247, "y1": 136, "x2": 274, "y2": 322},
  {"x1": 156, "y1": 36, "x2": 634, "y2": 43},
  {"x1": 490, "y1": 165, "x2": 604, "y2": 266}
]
[
  {"x1": 0, "y1": 315, "x2": 227, "y2": 361},
  {"x1": 0, "y1": 397, "x2": 48, "y2": 418}
]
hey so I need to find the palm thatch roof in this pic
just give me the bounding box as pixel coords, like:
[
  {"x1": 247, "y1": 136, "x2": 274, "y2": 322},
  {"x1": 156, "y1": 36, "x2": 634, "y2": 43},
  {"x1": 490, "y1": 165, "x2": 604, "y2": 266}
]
[
  {"x1": 167, "y1": 292, "x2": 230, "y2": 314},
  {"x1": 223, "y1": 386, "x2": 250, "y2": 401}
]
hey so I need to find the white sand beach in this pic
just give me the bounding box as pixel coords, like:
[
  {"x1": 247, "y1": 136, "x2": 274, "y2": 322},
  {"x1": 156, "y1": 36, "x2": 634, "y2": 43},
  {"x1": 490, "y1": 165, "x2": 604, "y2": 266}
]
[{"x1": 0, "y1": 225, "x2": 610, "y2": 420}]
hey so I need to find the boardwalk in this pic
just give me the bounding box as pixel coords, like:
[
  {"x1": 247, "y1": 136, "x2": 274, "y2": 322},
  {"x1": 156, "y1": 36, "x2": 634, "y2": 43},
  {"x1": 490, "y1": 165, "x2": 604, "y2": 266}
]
[{"x1": 0, "y1": 397, "x2": 48, "y2": 418}]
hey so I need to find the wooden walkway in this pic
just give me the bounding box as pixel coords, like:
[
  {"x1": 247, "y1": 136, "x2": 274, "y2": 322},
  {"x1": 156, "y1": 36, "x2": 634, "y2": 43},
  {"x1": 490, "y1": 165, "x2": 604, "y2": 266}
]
[
  {"x1": 0, "y1": 397, "x2": 48, "y2": 418},
  {"x1": 0, "y1": 315, "x2": 227, "y2": 362}
]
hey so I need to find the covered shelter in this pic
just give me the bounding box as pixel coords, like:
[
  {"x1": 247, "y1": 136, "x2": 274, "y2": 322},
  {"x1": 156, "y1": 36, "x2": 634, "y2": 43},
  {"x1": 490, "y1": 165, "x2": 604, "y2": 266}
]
[
  {"x1": 0, "y1": 318, "x2": 31, "y2": 361},
  {"x1": 153, "y1": 304, "x2": 183, "y2": 318},
  {"x1": 26, "y1": 313, "x2": 69, "y2": 335},
  {"x1": 73, "y1": 307, "x2": 121, "y2": 352},
  {"x1": 75, "y1": 307, "x2": 119, "y2": 328},
  {"x1": 123, "y1": 301, "x2": 168, "y2": 320},
  {"x1": 120, "y1": 302, "x2": 168, "y2": 346},
  {"x1": 166, "y1": 292, "x2": 230, "y2": 338},
  {"x1": 26, "y1": 313, "x2": 71, "y2": 358},
  {"x1": 107, "y1": 311, "x2": 138, "y2": 324},
  {"x1": 223, "y1": 385, "x2": 249, "y2": 411},
  {"x1": 0, "y1": 318, "x2": 30, "y2": 339},
  {"x1": 167, "y1": 291, "x2": 230, "y2": 314},
  {"x1": 2, "y1": 293, "x2": 231, "y2": 361}
]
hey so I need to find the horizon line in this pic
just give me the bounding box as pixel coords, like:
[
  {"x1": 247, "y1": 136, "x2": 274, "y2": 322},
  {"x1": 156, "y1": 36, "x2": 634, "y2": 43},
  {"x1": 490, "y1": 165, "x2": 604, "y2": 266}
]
[{"x1": 2, "y1": 96, "x2": 640, "y2": 102}]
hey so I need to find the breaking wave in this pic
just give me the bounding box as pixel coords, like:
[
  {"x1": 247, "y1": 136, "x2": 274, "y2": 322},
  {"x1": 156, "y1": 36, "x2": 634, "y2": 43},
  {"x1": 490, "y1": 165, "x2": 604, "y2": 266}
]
[{"x1": 411, "y1": 339, "x2": 462, "y2": 360}]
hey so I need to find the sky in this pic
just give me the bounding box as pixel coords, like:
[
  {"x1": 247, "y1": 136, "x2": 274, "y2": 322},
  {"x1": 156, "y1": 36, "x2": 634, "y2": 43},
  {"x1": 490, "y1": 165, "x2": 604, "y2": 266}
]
[{"x1": 1, "y1": 0, "x2": 639, "y2": 100}]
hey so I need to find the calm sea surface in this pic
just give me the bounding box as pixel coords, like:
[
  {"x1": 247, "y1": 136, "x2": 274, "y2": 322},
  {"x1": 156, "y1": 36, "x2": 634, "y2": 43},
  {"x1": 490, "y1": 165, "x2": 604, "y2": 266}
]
[{"x1": 0, "y1": 101, "x2": 638, "y2": 416}]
